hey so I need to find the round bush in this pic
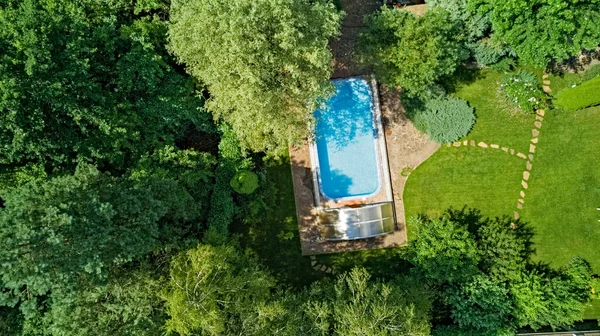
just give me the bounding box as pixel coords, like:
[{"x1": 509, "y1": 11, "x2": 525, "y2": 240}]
[
  {"x1": 413, "y1": 96, "x2": 475, "y2": 143},
  {"x1": 230, "y1": 171, "x2": 259, "y2": 194}
]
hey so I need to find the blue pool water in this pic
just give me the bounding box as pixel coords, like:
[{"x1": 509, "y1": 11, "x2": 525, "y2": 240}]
[{"x1": 314, "y1": 78, "x2": 381, "y2": 200}]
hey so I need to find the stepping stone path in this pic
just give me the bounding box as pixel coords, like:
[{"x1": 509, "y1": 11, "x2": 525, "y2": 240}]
[
  {"x1": 513, "y1": 78, "x2": 550, "y2": 224},
  {"x1": 444, "y1": 87, "x2": 552, "y2": 225},
  {"x1": 309, "y1": 255, "x2": 337, "y2": 275}
]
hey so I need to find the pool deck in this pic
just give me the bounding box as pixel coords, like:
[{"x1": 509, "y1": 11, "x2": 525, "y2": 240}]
[{"x1": 290, "y1": 85, "x2": 440, "y2": 255}]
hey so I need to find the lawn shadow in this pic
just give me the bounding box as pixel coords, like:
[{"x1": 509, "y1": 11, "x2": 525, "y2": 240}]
[
  {"x1": 230, "y1": 157, "x2": 323, "y2": 288},
  {"x1": 441, "y1": 66, "x2": 484, "y2": 95}
]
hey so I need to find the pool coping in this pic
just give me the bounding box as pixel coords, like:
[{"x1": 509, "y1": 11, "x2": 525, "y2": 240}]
[{"x1": 309, "y1": 77, "x2": 385, "y2": 204}]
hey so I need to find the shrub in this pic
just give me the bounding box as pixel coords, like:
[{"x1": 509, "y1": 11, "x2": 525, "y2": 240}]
[
  {"x1": 470, "y1": 39, "x2": 510, "y2": 66},
  {"x1": 555, "y1": 76, "x2": 600, "y2": 111},
  {"x1": 500, "y1": 70, "x2": 545, "y2": 113},
  {"x1": 582, "y1": 64, "x2": 600, "y2": 82},
  {"x1": 230, "y1": 171, "x2": 259, "y2": 194},
  {"x1": 413, "y1": 96, "x2": 475, "y2": 143}
]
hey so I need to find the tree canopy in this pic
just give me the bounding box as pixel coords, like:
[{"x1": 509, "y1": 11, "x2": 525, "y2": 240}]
[
  {"x1": 409, "y1": 208, "x2": 592, "y2": 334},
  {"x1": 359, "y1": 7, "x2": 466, "y2": 96},
  {"x1": 0, "y1": 164, "x2": 200, "y2": 296},
  {"x1": 168, "y1": 0, "x2": 342, "y2": 153},
  {"x1": 469, "y1": 0, "x2": 600, "y2": 67},
  {"x1": 0, "y1": 0, "x2": 213, "y2": 174}
]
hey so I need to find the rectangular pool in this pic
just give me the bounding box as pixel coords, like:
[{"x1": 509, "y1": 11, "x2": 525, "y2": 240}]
[{"x1": 313, "y1": 78, "x2": 381, "y2": 201}]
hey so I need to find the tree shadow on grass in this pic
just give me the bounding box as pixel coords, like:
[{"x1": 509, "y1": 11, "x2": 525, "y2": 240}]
[
  {"x1": 440, "y1": 66, "x2": 484, "y2": 95},
  {"x1": 230, "y1": 157, "x2": 324, "y2": 289}
]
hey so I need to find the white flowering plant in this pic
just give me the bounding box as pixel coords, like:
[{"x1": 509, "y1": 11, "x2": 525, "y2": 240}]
[{"x1": 500, "y1": 70, "x2": 545, "y2": 113}]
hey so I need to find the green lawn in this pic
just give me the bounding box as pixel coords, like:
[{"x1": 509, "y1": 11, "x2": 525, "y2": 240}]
[
  {"x1": 404, "y1": 146, "x2": 525, "y2": 225},
  {"x1": 520, "y1": 106, "x2": 600, "y2": 273},
  {"x1": 405, "y1": 69, "x2": 536, "y2": 226},
  {"x1": 231, "y1": 157, "x2": 324, "y2": 288}
]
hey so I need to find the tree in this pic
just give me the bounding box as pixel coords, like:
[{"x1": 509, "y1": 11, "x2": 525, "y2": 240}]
[
  {"x1": 168, "y1": 0, "x2": 342, "y2": 153},
  {"x1": 410, "y1": 208, "x2": 593, "y2": 333},
  {"x1": 304, "y1": 268, "x2": 432, "y2": 336},
  {"x1": 19, "y1": 265, "x2": 168, "y2": 336},
  {"x1": 473, "y1": 0, "x2": 600, "y2": 67},
  {"x1": 0, "y1": 0, "x2": 213, "y2": 175},
  {"x1": 0, "y1": 164, "x2": 201, "y2": 296},
  {"x1": 359, "y1": 7, "x2": 466, "y2": 96}
]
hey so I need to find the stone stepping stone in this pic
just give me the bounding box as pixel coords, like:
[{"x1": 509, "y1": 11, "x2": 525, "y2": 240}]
[
  {"x1": 326, "y1": 267, "x2": 332, "y2": 273},
  {"x1": 453, "y1": 142, "x2": 461, "y2": 147},
  {"x1": 537, "y1": 109, "x2": 545, "y2": 116},
  {"x1": 543, "y1": 86, "x2": 552, "y2": 93},
  {"x1": 514, "y1": 211, "x2": 520, "y2": 220},
  {"x1": 491, "y1": 144, "x2": 499, "y2": 149},
  {"x1": 520, "y1": 190, "x2": 525, "y2": 198},
  {"x1": 320, "y1": 265, "x2": 327, "y2": 271},
  {"x1": 518, "y1": 198, "x2": 524, "y2": 204},
  {"x1": 478, "y1": 142, "x2": 488, "y2": 148},
  {"x1": 534, "y1": 121, "x2": 542, "y2": 129},
  {"x1": 311, "y1": 260, "x2": 317, "y2": 266},
  {"x1": 510, "y1": 149, "x2": 515, "y2": 155},
  {"x1": 502, "y1": 147, "x2": 508, "y2": 152},
  {"x1": 532, "y1": 129, "x2": 540, "y2": 137},
  {"x1": 523, "y1": 171, "x2": 530, "y2": 180},
  {"x1": 517, "y1": 202, "x2": 523, "y2": 209},
  {"x1": 529, "y1": 144, "x2": 536, "y2": 153},
  {"x1": 463, "y1": 140, "x2": 468, "y2": 146},
  {"x1": 521, "y1": 180, "x2": 528, "y2": 189},
  {"x1": 313, "y1": 264, "x2": 321, "y2": 271},
  {"x1": 526, "y1": 161, "x2": 532, "y2": 170},
  {"x1": 310, "y1": 255, "x2": 316, "y2": 260},
  {"x1": 543, "y1": 80, "x2": 551, "y2": 85},
  {"x1": 517, "y1": 152, "x2": 527, "y2": 159},
  {"x1": 536, "y1": 115, "x2": 544, "y2": 121},
  {"x1": 543, "y1": 74, "x2": 549, "y2": 79},
  {"x1": 470, "y1": 140, "x2": 475, "y2": 146},
  {"x1": 528, "y1": 154, "x2": 534, "y2": 161},
  {"x1": 531, "y1": 138, "x2": 538, "y2": 144}
]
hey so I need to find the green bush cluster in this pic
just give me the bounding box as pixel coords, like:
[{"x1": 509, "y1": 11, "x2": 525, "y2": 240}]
[
  {"x1": 555, "y1": 76, "x2": 600, "y2": 111},
  {"x1": 500, "y1": 70, "x2": 545, "y2": 113},
  {"x1": 582, "y1": 64, "x2": 600, "y2": 82},
  {"x1": 413, "y1": 96, "x2": 475, "y2": 143}
]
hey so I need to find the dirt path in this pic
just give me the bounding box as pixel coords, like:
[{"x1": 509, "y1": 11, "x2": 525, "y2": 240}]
[{"x1": 330, "y1": 0, "x2": 381, "y2": 78}]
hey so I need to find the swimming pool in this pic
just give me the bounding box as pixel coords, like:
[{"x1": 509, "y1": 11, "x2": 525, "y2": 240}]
[{"x1": 313, "y1": 78, "x2": 381, "y2": 200}]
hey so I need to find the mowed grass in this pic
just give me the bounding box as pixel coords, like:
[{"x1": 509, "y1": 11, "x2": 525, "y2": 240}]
[
  {"x1": 405, "y1": 69, "x2": 536, "y2": 234},
  {"x1": 520, "y1": 106, "x2": 600, "y2": 273},
  {"x1": 451, "y1": 70, "x2": 534, "y2": 152},
  {"x1": 404, "y1": 146, "x2": 525, "y2": 229},
  {"x1": 231, "y1": 156, "x2": 323, "y2": 288}
]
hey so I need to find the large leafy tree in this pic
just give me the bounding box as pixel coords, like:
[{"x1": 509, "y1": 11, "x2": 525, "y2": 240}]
[
  {"x1": 163, "y1": 242, "x2": 432, "y2": 336},
  {"x1": 0, "y1": 0, "x2": 212, "y2": 174},
  {"x1": 168, "y1": 0, "x2": 342, "y2": 153},
  {"x1": 472, "y1": 0, "x2": 600, "y2": 67},
  {"x1": 0, "y1": 164, "x2": 201, "y2": 296},
  {"x1": 359, "y1": 7, "x2": 466, "y2": 96},
  {"x1": 410, "y1": 208, "x2": 593, "y2": 334}
]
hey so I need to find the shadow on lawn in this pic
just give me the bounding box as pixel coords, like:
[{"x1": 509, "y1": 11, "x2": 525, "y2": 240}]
[{"x1": 230, "y1": 157, "x2": 323, "y2": 288}]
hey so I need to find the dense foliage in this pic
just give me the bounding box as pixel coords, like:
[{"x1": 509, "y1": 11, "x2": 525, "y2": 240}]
[
  {"x1": 471, "y1": 0, "x2": 600, "y2": 67},
  {"x1": 0, "y1": 0, "x2": 213, "y2": 175},
  {"x1": 163, "y1": 243, "x2": 433, "y2": 336},
  {"x1": 500, "y1": 70, "x2": 545, "y2": 113},
  {"x1": 359, "y1": 7, "x2": 466, "y2": 96},
  {"x1": 412, "y1": 96, "x2": 475, "y2": 143},
  {"x1": 168, "y1": 0, "x2": 342, "y2": 154},
  {"x1": 410, "y1": 208, "x2": 593, "y2": 334},
  {"x1": 0, "y1": 164, "x2": 200, "y2": 296},
  {"x1": 555, "y1": 76, "x2": 600, "y2": 111}
]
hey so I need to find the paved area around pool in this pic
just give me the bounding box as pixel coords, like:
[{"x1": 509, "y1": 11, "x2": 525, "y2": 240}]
[{"x1": 290, "y1": 86, "x2": 439, "y2": 255}]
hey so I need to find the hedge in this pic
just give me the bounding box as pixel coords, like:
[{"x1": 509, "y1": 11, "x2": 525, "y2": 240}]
[{"x1": 555, "y1": 76, "x2": 600, "y2": 111}]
